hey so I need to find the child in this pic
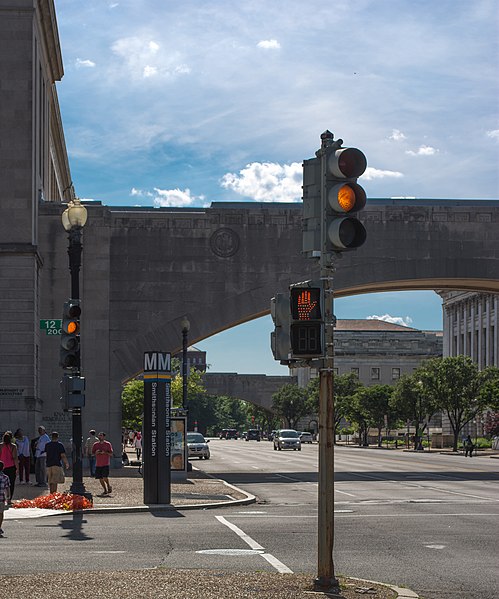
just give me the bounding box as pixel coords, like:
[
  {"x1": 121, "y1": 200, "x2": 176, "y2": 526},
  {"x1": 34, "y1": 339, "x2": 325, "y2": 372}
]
[{"x1": 0, "y1": 460, "x2": 11, "y2": 537}]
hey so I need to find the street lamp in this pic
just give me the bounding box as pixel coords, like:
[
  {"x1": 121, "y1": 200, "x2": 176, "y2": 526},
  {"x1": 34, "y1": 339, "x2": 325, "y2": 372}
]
[
  {"x1": 62, "y1": 198, "x2": 90, "y2": 498},
  {"x1": 181, "y1": 316, "x2": 190, "y2": 410}
]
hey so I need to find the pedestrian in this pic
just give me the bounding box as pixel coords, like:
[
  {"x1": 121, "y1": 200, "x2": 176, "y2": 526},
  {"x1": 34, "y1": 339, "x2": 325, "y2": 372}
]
[
  {"x1": 0, "y1": 432, "x2": 18, "y2": 500},
  {"x1": 84, "y1": 429, "x2": 98, "y2": 477},
  {"x1": 134, "y1": 431, "x2": 142, "y2": 460},
  {"x1": 464, "y1": 435, "x2": 475, "y2": 457},
  {"x1": 14, "y1": 429, "x2": 31, "y2": 485},
  {"x1": 34, "y1": 426, "x2": 50, "y2": 487},
  {"x1": 92, "y1": 432, "x2": 114, "y2": 496},
  {"x1": 45, "y1": 432, "x2": 69, "y2": 494},
  {"x1": 0, "y1": 460, "x2": 11, "y2": 537}
]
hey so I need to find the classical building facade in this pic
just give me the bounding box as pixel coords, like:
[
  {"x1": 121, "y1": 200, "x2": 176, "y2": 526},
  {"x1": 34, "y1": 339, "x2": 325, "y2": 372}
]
[
  {"x1": 439, "y1": 291, "x2": 499, "y2": 368},
  {"x1": 295, "y1": 319, "x2": 443, "y2": 388}
]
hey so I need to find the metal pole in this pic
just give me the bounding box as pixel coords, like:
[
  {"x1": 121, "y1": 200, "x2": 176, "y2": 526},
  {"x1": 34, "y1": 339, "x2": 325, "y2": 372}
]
[
  {"x1": 182, "y1": 328, "x2": 188, "y2": 409},
  {"x1": 67, "y1": 226, "x2": 88, "y2": 498},
  {"x1": 314, "y1": 131, "x2": 340, "y2": 595}
]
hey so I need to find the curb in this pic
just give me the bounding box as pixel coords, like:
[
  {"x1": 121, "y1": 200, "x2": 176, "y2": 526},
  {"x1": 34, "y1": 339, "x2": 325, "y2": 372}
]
[{"x1": 350, "y1": 577, "x2": 419, "y2": 598}]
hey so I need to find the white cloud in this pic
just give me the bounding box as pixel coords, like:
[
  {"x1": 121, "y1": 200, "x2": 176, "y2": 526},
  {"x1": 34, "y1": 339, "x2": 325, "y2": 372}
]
[
  {"x1": 152, "y1": 187, "x2": 205, "y2": 207},
  {"x1": 75, "y1": 58, "x2": 96, "y2": 68},
  {"x1": 148, "y1": 41, "x2": 160, "y2": 53},
  {"x1": 389, "y1": 129, "x2": 406, "y2": 141},
  {"x1": 130, "y1": 187, "x2": 153, "y2": 197},
  {"x1": 367, "y1": 314, "x2": 413, "y2": 327},
  {"x1": 257, "y1": 39, "x2": 281, "y2": 49},
  {"x1": 406, "y1": 145, "x2": 438, "y2": 156},
  {"x1": 486, "y1": 129, "x2": 499, "y2": 140},
  {"x1": 361, "y1": 167, "x2": 404, "y2": 181},
  {"x1": 143, "y1": 65, "x2": 158, "y2": 78},
  {"x1": 221, "y1": 162, "x2": 302, "y2": 202}
]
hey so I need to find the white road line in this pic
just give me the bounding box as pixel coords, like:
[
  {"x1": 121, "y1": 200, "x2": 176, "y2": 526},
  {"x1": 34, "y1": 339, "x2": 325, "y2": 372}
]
[
  {"x1": 215, "y1": 515, "x2": 294, "y2": 573},
  {"x1": 336, "y1": 489, "x2": 357, "y2": 497},
  {"x1": 261, "y1": 552, "x2": 293, "y2": 573},
  {"x1": 216, "y1": 516, "x2": 264, "y2": 550}
]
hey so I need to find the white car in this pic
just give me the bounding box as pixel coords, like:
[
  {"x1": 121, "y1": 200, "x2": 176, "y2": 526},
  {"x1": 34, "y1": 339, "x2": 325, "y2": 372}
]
[
  {"x1": 273, "y1": 429, "x2": 302, "y2": 451},
  {"x1": 299, "y1": 431, "x2": 314, "y2": 444},
  {"x1": 186, "y1": 432, "x2": 210, "y2": 460}
]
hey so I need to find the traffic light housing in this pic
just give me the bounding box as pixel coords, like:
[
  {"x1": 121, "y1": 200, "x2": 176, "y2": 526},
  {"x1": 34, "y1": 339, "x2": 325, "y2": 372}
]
[
  {"x1": 60, "y1": 299, "x2": 81, "y2": 369},
  {"x1": 302, "y1": 156, "x2": 321, "y2": 257},
  {"x1": 324, "y1": 146, "x2": 367, "y2": 252},
  {"x1": 270, "y1": 292, "x2": 292, "y2": 363},
  {"x1": 60, "y1": 374, "x2": 85, "y2": 408},
  {"x1": 289, "y1": 282, "x2": 323, "y2": 358}
]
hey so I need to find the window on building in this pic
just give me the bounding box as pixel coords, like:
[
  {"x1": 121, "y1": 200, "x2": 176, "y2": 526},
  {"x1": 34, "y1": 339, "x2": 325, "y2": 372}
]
[
  {"x1": 351, "y1": 367, "x2": 359, "y2": 378},
  {"x1": 371, "y1": 367, "x2": 380, "y2": 380},
  {"x1": 392, "y1": 368, "x2": 401, "y2": 380}
]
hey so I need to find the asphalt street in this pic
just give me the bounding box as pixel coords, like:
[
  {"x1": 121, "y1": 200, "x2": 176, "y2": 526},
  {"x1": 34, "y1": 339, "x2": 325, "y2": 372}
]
[{"x1": 3, "y1": 441, "x2": 498, "y2": 599}]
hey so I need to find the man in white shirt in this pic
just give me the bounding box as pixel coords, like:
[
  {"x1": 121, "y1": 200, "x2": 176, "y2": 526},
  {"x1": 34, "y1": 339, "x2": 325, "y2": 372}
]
[{"x1": 35, "y1": 426, "x2": 50, "y2": 487}]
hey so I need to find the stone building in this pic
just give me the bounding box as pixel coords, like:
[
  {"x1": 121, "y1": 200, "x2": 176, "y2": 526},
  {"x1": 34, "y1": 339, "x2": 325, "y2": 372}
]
[{"x1": 295, "y1": 319, "x2": 443, "y2": 388}]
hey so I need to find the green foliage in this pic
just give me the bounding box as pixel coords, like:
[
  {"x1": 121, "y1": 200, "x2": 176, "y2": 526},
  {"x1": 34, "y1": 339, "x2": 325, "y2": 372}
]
[
  {"x1": 416, "y1": 356, "x2": 497, "y2": 451},
  {"x1": 171, "y1": 366, "x2": 206, "y2": 408},
  {"x1": 272, "y1": 383, "x2": 310, "y2": 429},
  {"x1": 121, "y1": 379, "x2": 144, "y2": 429}
]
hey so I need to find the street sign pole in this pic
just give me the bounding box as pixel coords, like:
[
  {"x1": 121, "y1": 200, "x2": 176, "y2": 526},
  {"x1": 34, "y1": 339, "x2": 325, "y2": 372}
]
[{"x1": 314, "y1": 131, "x2": 340, "y2": 595}]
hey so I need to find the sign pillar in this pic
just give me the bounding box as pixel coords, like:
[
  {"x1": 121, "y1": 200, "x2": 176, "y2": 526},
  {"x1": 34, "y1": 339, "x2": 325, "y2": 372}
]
[{"x1": 143, "y1": 351, "x2": 172, "y2": 505}]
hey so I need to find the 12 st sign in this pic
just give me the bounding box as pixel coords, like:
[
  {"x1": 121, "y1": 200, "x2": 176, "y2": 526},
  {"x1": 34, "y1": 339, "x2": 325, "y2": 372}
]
[{"x1": 40, "y1": 319, "x2": 62, "y2": 335}]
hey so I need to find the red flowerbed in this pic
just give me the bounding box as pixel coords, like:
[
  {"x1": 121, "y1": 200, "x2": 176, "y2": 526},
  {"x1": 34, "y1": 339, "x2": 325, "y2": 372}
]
[{"x1": 13, "y1": 492, "x2": 93, "y2": 511}]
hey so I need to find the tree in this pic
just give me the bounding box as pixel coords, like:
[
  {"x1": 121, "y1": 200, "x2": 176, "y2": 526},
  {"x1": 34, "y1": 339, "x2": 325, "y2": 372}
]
[
  {"x1": 392, "y1": 374, "x2": 438, "y2": 450},
  {"x1": 307, "y1": 374, "x2": 363, "y2": 442},
  {"x1": 121, "y1": 379, "x2": 144, "y2": 430},
  {"x1": 417, "y1": 356, "x2": 494, "y2": 451},
  {"x1": 171, "y1": 364, "x2": 206, "y2": 409},
  {"x1": 354, "y1": 385, "x2": 394, "y2": 447},
  {"x1": 483, "y1": 411, "x2": 499, "y2": 437},
  {"x1": 272, "y1": 384, "x2": 309, "y2": 429}
]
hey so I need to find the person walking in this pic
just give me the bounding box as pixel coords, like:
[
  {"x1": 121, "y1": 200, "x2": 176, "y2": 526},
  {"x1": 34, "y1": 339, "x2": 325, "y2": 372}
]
[
  {"x1": 34, "y1": 426, "x2": 50, "y2": 487},
  {"x1": 134, "y1": 431, "x2": 142, "y2": 461},
  {"x1": 92, "y1": 432, "x2": 114, "y2": 496},
  {"x1": 84, "y1": 430, "x2": 98, "y2": 477},
  {"x1": 0, "y1": 461, "x2": 11, "y2": 537},
  {"x1": 464, "y1": 435, "x2": 475, "y2": 457},
  {"x1": 45, "y1": 432, "x2": 69, "y2": 494},
  {"x1": 14, "y1": 429, "x2": 30, "y2": 485},
  {"x1": 0, "y1": 432, "x2": 18, "y2": 500}
]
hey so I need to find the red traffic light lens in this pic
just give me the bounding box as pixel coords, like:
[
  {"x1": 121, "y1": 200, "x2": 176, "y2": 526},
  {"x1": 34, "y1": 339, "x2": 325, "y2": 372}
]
[{"x1": 337, "y1": 148, "x2": 367, "y2": 178}]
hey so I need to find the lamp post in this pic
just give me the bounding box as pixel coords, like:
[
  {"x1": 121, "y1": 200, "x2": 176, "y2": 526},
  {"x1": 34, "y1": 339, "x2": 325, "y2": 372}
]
[
  {"x1": 181, "y1": 317, "x2": 190, "y2": 410},
  {"x1": 61, "y1": 198, "x2": 89, "y2": 498}
]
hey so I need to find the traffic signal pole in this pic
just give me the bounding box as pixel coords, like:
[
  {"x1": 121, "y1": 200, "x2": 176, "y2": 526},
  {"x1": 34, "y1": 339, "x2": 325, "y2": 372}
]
[{"x1": 314, "y1": 131, "x2": 340, "y2": 595}]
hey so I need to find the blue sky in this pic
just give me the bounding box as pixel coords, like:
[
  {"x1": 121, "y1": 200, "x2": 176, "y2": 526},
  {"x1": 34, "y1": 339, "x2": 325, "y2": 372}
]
[{"x1": 55, "y1": 0, "x2": 498, "y2": 375}]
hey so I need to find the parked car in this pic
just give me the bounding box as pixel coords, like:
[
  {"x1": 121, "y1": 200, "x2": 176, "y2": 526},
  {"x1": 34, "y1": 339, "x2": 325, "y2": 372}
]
[
  {"x1": 299, "y1": 431, "x2": 314, "y2": 444},
  {"x1": 187, "y1": 432, "x2": 210, "y2": 459},
  {"x1": 245, "y1": 429, "x2": 261, "y2": 441},
  {"x1": 273, "y1": 429, "x2": 302, "y2": 451},
  {"x1": 219, "y1": 428, "x2": 238, "y2": 440}
]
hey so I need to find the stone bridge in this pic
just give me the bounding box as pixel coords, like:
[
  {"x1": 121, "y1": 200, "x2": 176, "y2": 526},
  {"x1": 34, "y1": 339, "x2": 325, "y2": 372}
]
[
  {"x1": 202, "y1": 372, "x2": 297, "y2": 411},
  {"x1": 30, "y1": 198, "x2": 499, "y2": 439}
]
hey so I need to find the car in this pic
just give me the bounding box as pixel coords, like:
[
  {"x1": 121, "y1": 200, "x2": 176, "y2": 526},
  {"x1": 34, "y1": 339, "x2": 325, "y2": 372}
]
[
  {"x1": 245, "y1": 429, "x2": 261, "y2": 441},
  {"x1": 186, "y1": 432, "x2": 210, "y2": 459},
  {"x1": 273, "y1": 429, "x2": 302, "y2": 451},
  {"x1": 219, "y1": 428, "x2": 238, "y2": 440},
  {"x1": 299, "y1": 431, "x2": 314, "y2": 444}
]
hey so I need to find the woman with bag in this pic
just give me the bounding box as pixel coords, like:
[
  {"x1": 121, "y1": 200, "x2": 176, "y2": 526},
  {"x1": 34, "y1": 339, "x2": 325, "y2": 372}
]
[{"x1": 0, "y1": 431, "x2": 19, "y2": 501}]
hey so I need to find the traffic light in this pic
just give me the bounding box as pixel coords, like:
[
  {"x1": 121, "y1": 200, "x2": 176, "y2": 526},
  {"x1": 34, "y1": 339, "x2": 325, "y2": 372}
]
[
  {"x1": 60, "y1": 299, "x2": 81, "y2": 369},
  {"x1": 60, "y1": 374, "x2": 85, "y2": 408},
  {"x1": 324, "y1": 145, "x2": 367, "y2": 252},
  {"x1": 289, "y1": 282, "x2": 323, "y2": 358},
  {"x1": 302, "y1": 156, "x2": 321, "y2": 257},
  {"x1": 270, "y1": 292, "x2": 292, "y2": 363}
]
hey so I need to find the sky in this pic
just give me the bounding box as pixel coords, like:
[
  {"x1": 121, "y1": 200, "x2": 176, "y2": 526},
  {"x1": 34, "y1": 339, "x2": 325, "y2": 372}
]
[{"x1": 54, "y1": 0, "x2": 499, "y2": 375}]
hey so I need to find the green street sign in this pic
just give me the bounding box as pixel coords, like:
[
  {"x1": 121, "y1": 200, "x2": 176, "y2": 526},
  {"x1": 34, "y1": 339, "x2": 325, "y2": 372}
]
[{"x1": 40, "y1": 319, "x2": 62, "y2": 335}]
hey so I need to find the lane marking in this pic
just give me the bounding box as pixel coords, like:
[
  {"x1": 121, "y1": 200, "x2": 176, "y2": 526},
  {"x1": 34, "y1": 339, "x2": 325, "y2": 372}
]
[
  {"x1": 91, "y1": 551, "x2": 126, "y2": 554},
  {"x1": 215, "y1": 515, "x2": 293, "y2": 574},
  {"x1": 336, "y1": 489, "x2": 357, "y2": 497},
  {"x1": 425, "y1": 545, "x2": 446, "y2": 549},
  {"x1": 197, "y1": 548, "x2": 264, "y2": 556}
]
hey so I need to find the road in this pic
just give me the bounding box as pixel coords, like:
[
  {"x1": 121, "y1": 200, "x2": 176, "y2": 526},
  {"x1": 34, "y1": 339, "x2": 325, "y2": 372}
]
[{"x1": 3, "y1": 440, "x2": 499, "y2": 599}]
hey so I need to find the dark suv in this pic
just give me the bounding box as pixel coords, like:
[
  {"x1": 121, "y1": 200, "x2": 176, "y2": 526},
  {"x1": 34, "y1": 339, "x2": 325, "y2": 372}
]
[
  {"x1": 220, "y1": 428, "x2": 238, "y2": 440},
  {"x1": 245, "y1": 429, "x2": 261, "y2": 441}
]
